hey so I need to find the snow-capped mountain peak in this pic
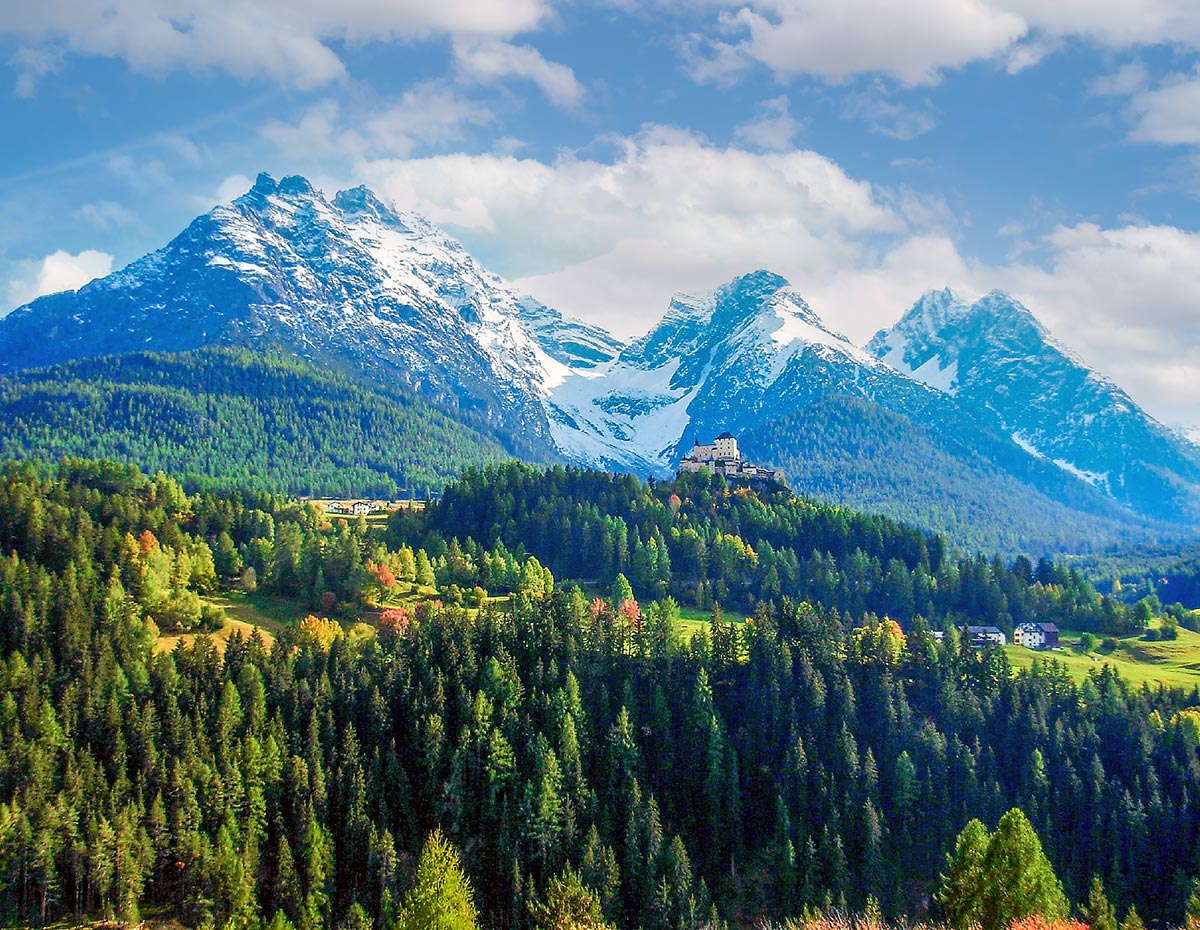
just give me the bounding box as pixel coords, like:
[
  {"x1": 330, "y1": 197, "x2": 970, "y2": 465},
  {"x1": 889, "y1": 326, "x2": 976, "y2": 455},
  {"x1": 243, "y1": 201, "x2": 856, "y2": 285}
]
[
  {"x1": 4, "y1": 173, "x2": 1199, "y2": 529},
  {"x1": 0, "y1": 173, "x2": 623, "y2": 456},
  {"x1": 547, "y1": 270, "x2": 907, "y2": 474},
  {"x1": 868, "y1": 287, "x2": 1200, "y2": 519}
]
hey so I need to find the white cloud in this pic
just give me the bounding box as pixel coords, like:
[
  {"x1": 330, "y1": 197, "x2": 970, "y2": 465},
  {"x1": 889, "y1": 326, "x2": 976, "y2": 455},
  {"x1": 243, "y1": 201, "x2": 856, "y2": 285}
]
[
  {"x1": 733, "y1": 96, "x2": 804, "y2": 150},
  {"x1": 687, "y1": 0, "x2": 1026, "y2": 86},
  {"x1": 6, "y1": 249, "x2": 114, "y2": 310},
  {"x1": 1090, "y1": 60, "x2": 1149, "y2": 97},
  {"x1": 262, "y1": 85, "x2": 494, "y2": 161},
  {"x1": 359, "y1": 126, "x2": 912, "y2": 336},
  {"x1": 998, "y1": 0, "x2": 1200, "y2": 49},
  {"x1": 10, "y1": 46, "x2": 60, "y2": 97},
  {"x1": 1004, "y1": 35, "x2": 1060, "y2": 74},
  {"x1": 1126, "y1": 70, "x2": 1200, "y2": 145},
  {"x1": 366, "y1": 84, "x2": 496, "y2": 152},
  {"x1": 842, "y1": 82, "x2": 937, "y2": 139},
  {"x1": 1086, "y1": 62, "x2": 1200, "y2": 149},
  {"x1": 452, "y1": 39, "x2": 585, "y2": 109},
  {"x1": 681, "y1": 0, "x2": 1200, "y2": 87},
  {"x1": 0, "y1": 0, "x2": 554, "y2": 89}
]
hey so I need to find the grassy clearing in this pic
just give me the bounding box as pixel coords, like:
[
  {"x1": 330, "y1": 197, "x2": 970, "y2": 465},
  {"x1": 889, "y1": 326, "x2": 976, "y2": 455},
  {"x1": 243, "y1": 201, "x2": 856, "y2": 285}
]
[
  {"x1": 673, "y1": 605, "x2": 748, "y2": 640},
  {"x1": 374, "y1": 582, "x2": 511, "y2": 621},
  {"x1": 1006, "y1": 623, "x2": 1200, "y2": 691},
  {"x1": 154, "y1": 591, "x2": 304, "y2": 656}
]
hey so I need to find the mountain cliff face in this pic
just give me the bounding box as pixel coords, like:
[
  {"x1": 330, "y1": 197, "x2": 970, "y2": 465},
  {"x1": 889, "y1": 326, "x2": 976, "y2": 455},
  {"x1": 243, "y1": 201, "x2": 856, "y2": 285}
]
[
  {"x1": 869, "y1": 289, "x2": 1200, "y2": 522},
  {"x1": 0, "y1": 173, "x2": 618, "y2": 458},
  {"x1": 1, "y1": 173, "x2": 1196, "y2": 546},
  {"x1": 548, "y1": 270, "x2": 942, "y2": 473}
]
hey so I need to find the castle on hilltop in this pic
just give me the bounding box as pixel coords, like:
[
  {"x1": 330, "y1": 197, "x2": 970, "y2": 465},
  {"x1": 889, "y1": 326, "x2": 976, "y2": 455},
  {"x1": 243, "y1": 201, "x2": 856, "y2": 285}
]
[{"x1": 678, "y1": 432, "x2": 786, "y2": 487}]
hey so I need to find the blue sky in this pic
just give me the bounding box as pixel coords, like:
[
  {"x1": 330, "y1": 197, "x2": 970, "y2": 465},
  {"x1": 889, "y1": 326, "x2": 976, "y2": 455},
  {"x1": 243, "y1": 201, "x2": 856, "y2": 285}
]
[{"x1": 3, "y1": 0, "x2": 1200, "y2": 426}]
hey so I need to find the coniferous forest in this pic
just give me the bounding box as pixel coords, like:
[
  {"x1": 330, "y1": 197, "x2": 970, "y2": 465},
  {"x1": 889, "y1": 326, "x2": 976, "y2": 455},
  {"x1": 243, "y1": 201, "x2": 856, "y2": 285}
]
[
  {"x1": 3, "y1": 459, "x2": 1200, "y2": 930},
  {"x1": 0, "y1": 349, "x2": 514, "y2": 499}
]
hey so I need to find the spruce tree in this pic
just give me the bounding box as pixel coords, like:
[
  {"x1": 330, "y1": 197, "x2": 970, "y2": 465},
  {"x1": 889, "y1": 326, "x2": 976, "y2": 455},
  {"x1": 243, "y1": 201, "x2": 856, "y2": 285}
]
[
  {"x1": 1081, "y1": 876, "x2": 1118, "y2": 930},
  {"x1": 529, "y1": 866, "x2": 613, "y2": 930},
  {"x1": 395, "y1": 830, "x2": 479, "y2": 930}
]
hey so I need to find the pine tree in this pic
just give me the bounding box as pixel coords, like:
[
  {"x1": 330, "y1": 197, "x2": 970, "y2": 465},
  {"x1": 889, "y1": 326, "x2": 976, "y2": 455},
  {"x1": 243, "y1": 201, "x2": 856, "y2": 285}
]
[
  {"x1": 1121, "y1": 906, "x2": 1145, "y2": 930},
  {"x1": 1081, "y1": 876, "x2": 1118, "y2": 930},
  {"x1": 395, "y1": 830, "x2": 479, "y2": 930},
  {"x1": 1188, "y1": 878, "x2": 1200, "y2": 930},
  {"x1": 937, "y1": 819, "x2": 988, "y2": 930},
  {"x1": 529, "y1": 866, "x2": 613, "y2": 930},
  {"x1": 415, "y1": 551, "x2": 436, "y2": 588}
]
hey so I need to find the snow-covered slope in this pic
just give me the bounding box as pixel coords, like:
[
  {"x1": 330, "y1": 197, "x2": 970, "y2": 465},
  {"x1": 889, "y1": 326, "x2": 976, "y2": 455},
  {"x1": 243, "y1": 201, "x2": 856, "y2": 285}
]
[
  {"x1": 868, "y1": 289, "x2": 1200, "y2": 521},
  {"x1": 0, "y1": 173, "x2": 618, "y2": 455},
  {"x1": 545, "y1": 271, "x2": 898, "y2": 473}
]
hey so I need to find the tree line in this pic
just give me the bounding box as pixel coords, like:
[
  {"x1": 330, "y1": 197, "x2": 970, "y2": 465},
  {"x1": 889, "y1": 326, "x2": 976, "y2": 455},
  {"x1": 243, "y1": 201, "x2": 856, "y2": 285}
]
[{"x1": 398, "y1": 463, "x2": 1159, "y2": 638}]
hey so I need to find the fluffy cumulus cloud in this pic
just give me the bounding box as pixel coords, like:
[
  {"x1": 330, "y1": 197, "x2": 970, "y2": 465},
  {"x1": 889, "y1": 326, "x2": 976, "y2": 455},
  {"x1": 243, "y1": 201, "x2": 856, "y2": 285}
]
[
  {"x1": 358, "y1": 126, "x2": 922, "y2": 337},
  {"x1": 683, "y1": 0, "x2": 1200, "y2": 87},
  {"x1": 1126, "y1": 72, "x2": 1200, "y2": 146},
  {"x1": 5, "y1": 249, "x2": 113, "y2": 310},
  {"x1": 452, "y1": 40, "x2": 585, "y2": 108},
  {"x1": 1090, "y1": 61, "x2": 1200, "y2": 147},
  {"x1": 0, "y1": 0, "x2": 555, "y2": 88}
]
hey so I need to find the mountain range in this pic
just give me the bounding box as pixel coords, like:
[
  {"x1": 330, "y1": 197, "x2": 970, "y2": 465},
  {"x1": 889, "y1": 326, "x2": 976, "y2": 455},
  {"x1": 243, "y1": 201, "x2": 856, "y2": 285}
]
[{"x1": 2, "y1": 172, "x2": 1197, "y2": 552}]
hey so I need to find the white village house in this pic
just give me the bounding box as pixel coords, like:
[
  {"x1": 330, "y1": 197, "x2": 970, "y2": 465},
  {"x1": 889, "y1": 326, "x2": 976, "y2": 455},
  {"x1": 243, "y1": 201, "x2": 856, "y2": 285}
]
[{"x1": 1013, "y1": 622, "x2": 1060, "y2": 649}]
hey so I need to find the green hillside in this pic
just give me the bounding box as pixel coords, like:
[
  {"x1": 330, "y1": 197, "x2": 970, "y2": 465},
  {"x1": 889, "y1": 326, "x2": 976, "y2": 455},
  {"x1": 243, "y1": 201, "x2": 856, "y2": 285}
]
[
  {"x1": 0, "y1": 347, "x2": 511, "y2": 497},
  {"x1": 741, "y1": 394, "x2": 1170, "y2": 555}
]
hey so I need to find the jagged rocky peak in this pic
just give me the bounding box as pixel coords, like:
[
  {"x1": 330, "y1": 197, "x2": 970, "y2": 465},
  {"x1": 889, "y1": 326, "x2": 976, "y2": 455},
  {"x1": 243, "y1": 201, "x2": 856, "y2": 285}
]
[
  {"x1": 867, "y1": 286, "x2": 970, "y2": 361},
  {"x1": 331, "y1": 183, "x2": 390, "y2": 216},
  {"x1": 867, "y1": 284, "x2": 1200, "y2": 520},
  {"x1": 905, "y1": 285, "x2": 972, "y2": 330},
  {"x1": 970, "y1": 289, "x2": 1040, "y2": 325},
  {"x1": 705, "y1": 270, "x2": 816, "y2": 330},
  {"x1": 718, "y1": 269, "x2": 791, "y2": 304},
  {"x1": 629, "y1": 269, "x2": 826, "y2": 367},
  {"x1": 240, "y1": 171, "x2": 314, "y2": 202}
]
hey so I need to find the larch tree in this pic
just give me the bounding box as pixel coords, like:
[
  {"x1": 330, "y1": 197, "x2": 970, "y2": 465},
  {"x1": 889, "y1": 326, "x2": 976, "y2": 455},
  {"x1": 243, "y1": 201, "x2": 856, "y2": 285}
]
[
  {"x1": 395, "y1": 830, "x2": 479, "y2": 930},
  {"x1": 529, "y1": 866, "x2": 613, "y2": 930}
]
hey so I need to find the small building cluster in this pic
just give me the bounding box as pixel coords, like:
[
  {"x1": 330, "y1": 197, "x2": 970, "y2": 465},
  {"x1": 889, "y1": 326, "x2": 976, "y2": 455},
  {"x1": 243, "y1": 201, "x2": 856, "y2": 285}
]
[
  {"x1": 966, "y1": 625, "x2": 1008, "y2": 648},
  {"x1": 678, "y1": 432, "x2": 786, "y2": 487},
  {"x1": 318, "y1": 499, "x2": 426, "y2": 516},
  {"x1": 325, "y1": 500, "x2": 375, "y2": 516},
  {"x1": 1013, "y1": 622, "x2": 1060, "y2": 650},
  {"x1": 928, "y1": 622, "x2": 1060, "y2": 650}
]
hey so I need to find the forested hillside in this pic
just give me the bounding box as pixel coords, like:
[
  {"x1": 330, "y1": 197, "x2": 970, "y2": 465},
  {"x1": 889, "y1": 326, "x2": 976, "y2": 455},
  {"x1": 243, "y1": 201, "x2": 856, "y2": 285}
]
[
  {"x1": 0, "y1": 348, "x2": 514, "y2": 498},
  {"x1": 405, "y1": 463, "x2": 1155, "y2": 638},
  {"x1": 1069, "y1": 542, "x2": 1200, "y2": 610},
  {"x1": 3, "y1": 460, "x2": 1200, "y2": 930},
  {"x1": 739, "y1": 397, "x2": 1159, "y2": 555}
]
